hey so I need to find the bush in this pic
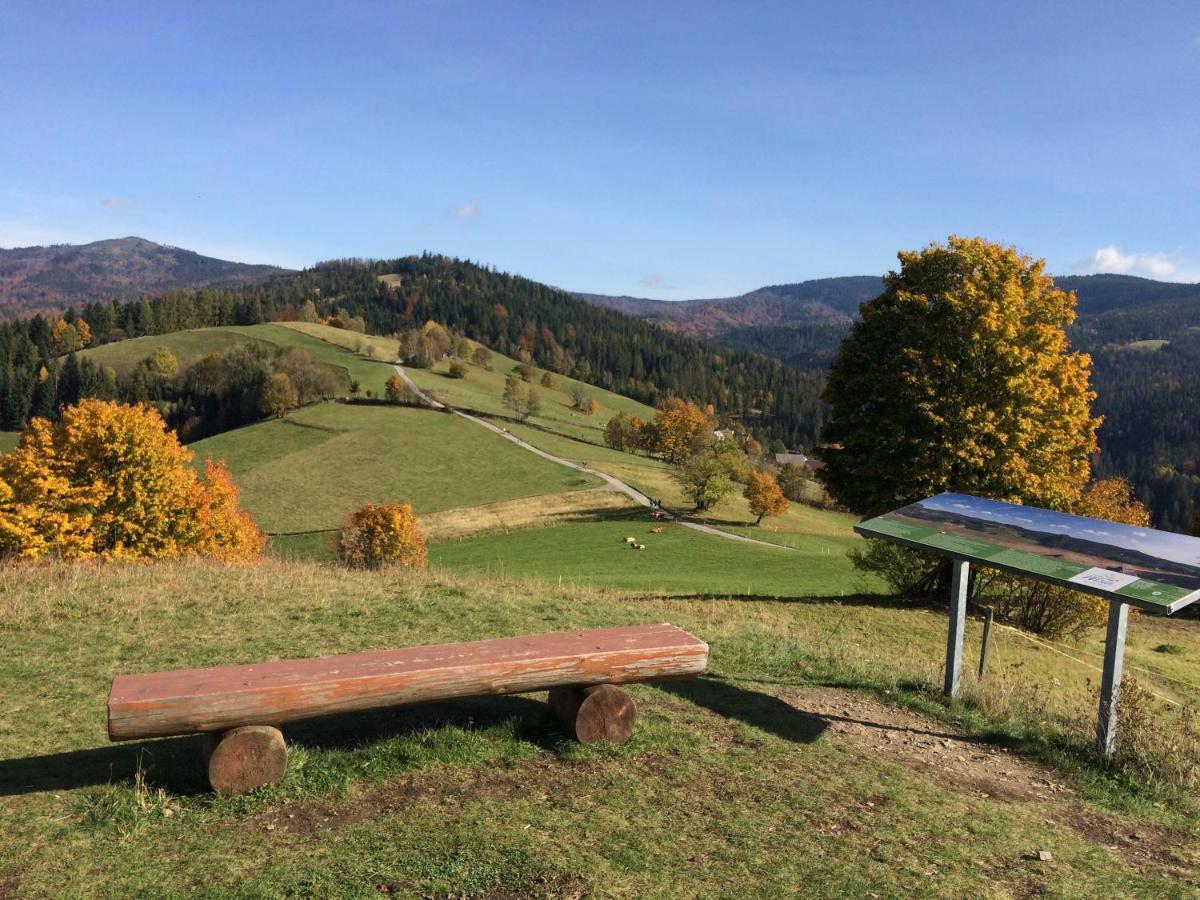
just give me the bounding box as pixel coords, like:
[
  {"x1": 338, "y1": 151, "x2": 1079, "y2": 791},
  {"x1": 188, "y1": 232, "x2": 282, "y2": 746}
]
[
  {"x1": 0, "y1": 400, "x2": 263, "y2": 562},
  {"x1": 540, "y1": 371, "x2": 560, "y2": 390},
  {"x1": 604, "y1": 412, "x2": 643, "y2": 452},
  {"x1": 448, "y1": 361, "x2": 468, "y2": 379},
  {"x1": 337, "y1": 501, "x2": 427, "y2": 570}
]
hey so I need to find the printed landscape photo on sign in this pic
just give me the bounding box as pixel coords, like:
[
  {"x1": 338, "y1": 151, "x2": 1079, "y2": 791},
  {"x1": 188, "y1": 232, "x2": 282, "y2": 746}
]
[{"x1": 855, "y1": 492, "x2": 1200, "y2": 614}]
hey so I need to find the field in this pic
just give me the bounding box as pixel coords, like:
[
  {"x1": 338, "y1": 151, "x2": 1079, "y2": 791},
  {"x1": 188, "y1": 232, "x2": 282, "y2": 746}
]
[
  {"x1": 430, "y1": 511, "x2": 870, "y2": 598},
  {"x1": 3, "y1": 559, "x2": 1199, "y2": 897},
  {"x1": 0, "y1": 431, "x2": 17, "y2": 454},
  {"x1": 80, "y1": 323, "x2": 399, "y2": 395},
  {"x1": 403, "y1": 347, "x2": 658, "y2": 445},
  {"x1": 190, "y1": 402, "x2": 601, "y2": 536}
]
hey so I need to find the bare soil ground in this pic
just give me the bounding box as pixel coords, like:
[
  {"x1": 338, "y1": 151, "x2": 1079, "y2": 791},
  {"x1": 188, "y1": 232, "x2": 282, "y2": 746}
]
[{"x1": 783, "y1": 688, "x2": 1197, "y2": 880}]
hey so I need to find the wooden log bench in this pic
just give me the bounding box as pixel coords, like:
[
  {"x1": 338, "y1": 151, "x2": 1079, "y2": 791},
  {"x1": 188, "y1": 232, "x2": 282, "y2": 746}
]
[{"x1": 107, "y1": 623, "x2": 708, "y2": 795}]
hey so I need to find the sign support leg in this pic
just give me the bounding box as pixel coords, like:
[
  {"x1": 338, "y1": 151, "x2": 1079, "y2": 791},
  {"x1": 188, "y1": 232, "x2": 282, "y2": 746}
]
[
  {"x1": 1097, "y1": 601, "x2": 1129, "y2": 758},
  {"x1": 944, "y1": 559, "x2": 969, "y2": 698}
]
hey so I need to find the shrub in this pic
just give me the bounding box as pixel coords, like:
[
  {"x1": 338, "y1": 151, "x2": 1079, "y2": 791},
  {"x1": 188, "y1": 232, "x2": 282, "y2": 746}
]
[
  {"x1": 0, "y1": 400, "x2": 263, "y2": 561},
  {"x1": 472, "y1": 346, "x2": 493, "y2": 369},
  {"x1": 337, "y1": 501, "x2": 427, "y2": 570},
  {"x1": 448, "y1": 361, "x2": 468, "y2": 379},
  {"x1": 385, "y1": 374, "x2": 406, "y2": 403},
  {"x1": 604, "y1": 412, "x2": 643, "y2": 452},
  {"x1": 258, "y1": 372, "x2": 298, "y2": 418},
  {"x1": 540, "y1": 371, "x2": 560, "y2": 390}
]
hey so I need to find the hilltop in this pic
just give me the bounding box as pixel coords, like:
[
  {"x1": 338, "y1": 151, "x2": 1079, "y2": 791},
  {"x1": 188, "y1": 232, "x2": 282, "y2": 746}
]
[{"x1": 0, "y1": 236, "x2": 288, "y2": 317}]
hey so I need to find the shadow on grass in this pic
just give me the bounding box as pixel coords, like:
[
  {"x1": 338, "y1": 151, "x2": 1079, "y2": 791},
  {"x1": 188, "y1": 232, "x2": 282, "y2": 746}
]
[
  {"x1": 0, "y1": 695, "x2": 562, "y2": 798},
  {"x1": 658, "y1": 592, "x2": 914, "y2": 609},
  {"x1": 657, "y1": 675, "x2": 827, "y2": 744}
]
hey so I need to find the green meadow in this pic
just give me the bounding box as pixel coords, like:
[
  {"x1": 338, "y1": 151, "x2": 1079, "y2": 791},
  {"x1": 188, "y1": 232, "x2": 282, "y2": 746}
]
[
  {"x1": 3, "y1": 560, "x2": 1199, "y2": 897},
  {"x1": 429, "y1": 511, "x2": 870, "y2": 599},
  {"x1": 191, "y1": 402, "x2": 600, "y2": 535}
]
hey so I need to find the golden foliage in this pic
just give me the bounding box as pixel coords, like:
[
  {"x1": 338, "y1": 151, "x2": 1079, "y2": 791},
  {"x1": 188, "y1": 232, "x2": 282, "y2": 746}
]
[
  {"x1": 744, "y1": 470, "x2": 789, "y2": 524},
  {"x1": 823, "y1": 236, "x2": 1099, "y2": 516},
  {"x1": 643, "y1": 398, "x2": 717, "y2": 463},
  {"x1": 603, "y1": 411, "x2": 644, "y2": 452},
  {"x1": 337, "y1": 501, "x2": 428, "y2": 570},
  {"x1": 0, "y1": 400, "x2": 263, "y2": 562},
  {"x1": 385, "y1": 373, "x2": 406, "y2": 403}
]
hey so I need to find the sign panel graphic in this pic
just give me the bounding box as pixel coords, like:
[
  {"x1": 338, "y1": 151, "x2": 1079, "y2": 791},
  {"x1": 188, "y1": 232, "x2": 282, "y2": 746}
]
[{"x1": 855, "y1": 493, "x2": 1200, "y2": 613}]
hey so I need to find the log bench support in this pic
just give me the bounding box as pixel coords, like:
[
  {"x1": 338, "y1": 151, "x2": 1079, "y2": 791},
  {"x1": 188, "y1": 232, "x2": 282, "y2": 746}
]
[
  {"x1": 549, "y1": 684, "x2": 638, "y2": 744},
  {"x1": 204, "y1": 725, "x2": 289, "y2": 796},
  {"x1": 108, "y1": 624, "x2": 707, "y2": 795}
]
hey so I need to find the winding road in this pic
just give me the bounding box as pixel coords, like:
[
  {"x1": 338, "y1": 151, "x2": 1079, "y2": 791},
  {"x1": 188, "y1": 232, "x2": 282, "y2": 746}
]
[{"x1": 393, "y1": 364, "x2": 790, "y2": 550}]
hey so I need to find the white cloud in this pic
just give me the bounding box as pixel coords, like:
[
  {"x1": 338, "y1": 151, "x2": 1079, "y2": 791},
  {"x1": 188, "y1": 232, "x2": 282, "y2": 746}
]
[
  {"x1": 1074, "y1": 245, "x2": 1197, "y2": 281},
  {"x1": 100, "y1": 196, "x2": 137, "y2": 210},
  {"x1": 637, "y1": 273, "x2": 677, "y2": 291},
  {"x1": 452, "y1": 201, "x2": 479, "y2": 221}
]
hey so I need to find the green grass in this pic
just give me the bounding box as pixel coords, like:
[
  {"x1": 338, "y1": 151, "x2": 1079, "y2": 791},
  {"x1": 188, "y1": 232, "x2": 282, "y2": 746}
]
[
  {"x1": 431, "y1": 510, "x2": 871, "y2": 599},
  {"x1": 404, "y1": 347, "x2": 658, "y2": 445},
  {"x1": 80, "y1": 323, "x2": 399, "y2": 396},
  {"x1": 2, "y1": 559, "x2": 1198, "y2": 897},
  {"x1": 191, "y1": 402, "x2": 600, "y2": 535},
  {"x1": 80, "y1": 327, "x2": 275, "y2": 374},
  {"x1": 0, "y1": 431, "x2": 17, "y2": 454},
  {"x1": 1123, "y1": 339, "x2": 1170, "y2": 352}
]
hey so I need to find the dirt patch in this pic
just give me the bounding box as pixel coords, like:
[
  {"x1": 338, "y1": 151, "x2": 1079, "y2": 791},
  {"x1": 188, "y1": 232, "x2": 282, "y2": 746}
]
[
  {"x1": 782, "y1": 687, "x2": 1198, "y2": 880},
  {"x1": 0, "y1": 870, "x2": 22, "y2": 900},
  {"x1": 254, "y1": 757, "x2": 611, "y2": 837},
  {"x1": 1049, "y1": 808, "x2": 1197, "y2": 879},
  {"x1": 784, "y1": 688, "x2": 1071, "y2": 803}
]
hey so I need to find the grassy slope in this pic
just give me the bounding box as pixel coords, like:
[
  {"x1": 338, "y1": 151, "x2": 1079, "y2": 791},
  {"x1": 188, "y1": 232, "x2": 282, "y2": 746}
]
[
  {"x1": 191, "y1": 403, "x2": 600, "y2": 536},
  {"x1": 80, "y1": 323, "x2": 398, "y2": 395},
  {"x1": 0, "y1": 431, "x2": 17, "y2": 454},
  {"x1": 1, "y1": 560, "x2": 1196, "y2": 897},
  {"x1": 403, "y1": 347, "x2": 658, "y2": 445},
  {"x1": 79, "y1": 327, "x2": 273, "y2": 375}
]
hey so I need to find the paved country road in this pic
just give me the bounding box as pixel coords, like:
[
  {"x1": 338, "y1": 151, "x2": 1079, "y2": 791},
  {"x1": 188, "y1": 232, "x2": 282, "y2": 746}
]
[{"x1": 393, "y1": 364, "x2": 791, "y2": 550}]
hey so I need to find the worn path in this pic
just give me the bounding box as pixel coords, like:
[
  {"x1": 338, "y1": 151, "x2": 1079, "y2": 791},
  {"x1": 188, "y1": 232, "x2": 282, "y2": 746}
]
[{"x1": 392, "y1": 364, "x2": 790, "y2": 550}]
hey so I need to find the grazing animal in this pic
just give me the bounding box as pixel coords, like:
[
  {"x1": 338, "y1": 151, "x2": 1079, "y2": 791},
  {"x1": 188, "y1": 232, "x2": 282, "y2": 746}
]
[
  {"x1": 650, "y1": 527, "x2": 663, "y2": 534},
  {"x1": 624, "y1": 536, "x2": 636, "y2": 544}
]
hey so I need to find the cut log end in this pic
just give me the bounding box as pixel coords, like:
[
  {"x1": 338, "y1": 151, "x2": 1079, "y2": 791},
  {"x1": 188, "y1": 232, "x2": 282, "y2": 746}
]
[
  {"x1": 549, "y1": 684, "x2": 638, "y2": 744},
  {"x1": 204, "y1": 725, "x2": 288, "y2": 796}
]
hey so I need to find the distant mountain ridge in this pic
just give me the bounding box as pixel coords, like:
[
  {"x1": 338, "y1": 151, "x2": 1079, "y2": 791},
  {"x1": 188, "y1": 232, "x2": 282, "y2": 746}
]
[
  {"x1": 576, "y1": 273, "x2": 1200, "y2": 368},
  {"x1": 0, "y1": 236, "x2": 289, "y2": 317}
]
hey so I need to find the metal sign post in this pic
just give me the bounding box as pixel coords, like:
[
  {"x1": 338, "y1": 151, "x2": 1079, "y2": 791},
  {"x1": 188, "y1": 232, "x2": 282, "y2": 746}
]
[
  {"x1": 1097, "y1": 601, "x2": 1129, "y2": 757},
  {"x1": 944, "y1": 559, "x2": 969, "y2": 698},
  {"x1": 856, "y1": 492, "x2": 1200, "y2": 759}
]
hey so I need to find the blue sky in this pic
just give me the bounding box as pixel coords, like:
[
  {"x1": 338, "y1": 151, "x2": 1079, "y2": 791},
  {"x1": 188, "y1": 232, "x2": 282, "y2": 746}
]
[{"x1": 1, "y1": 1, "x2": 1197, "y2": 297}]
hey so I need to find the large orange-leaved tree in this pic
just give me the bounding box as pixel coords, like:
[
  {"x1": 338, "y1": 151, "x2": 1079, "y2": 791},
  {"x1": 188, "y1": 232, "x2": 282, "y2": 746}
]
[{"x1": 0, "y1": 399, "x2": 263, "y2": 561}]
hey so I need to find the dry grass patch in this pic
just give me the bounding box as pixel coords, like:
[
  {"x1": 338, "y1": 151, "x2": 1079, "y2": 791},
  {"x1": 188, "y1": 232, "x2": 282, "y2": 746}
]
[{"x1": 422, "y1": 489, "x2": 638, "y2": 541}]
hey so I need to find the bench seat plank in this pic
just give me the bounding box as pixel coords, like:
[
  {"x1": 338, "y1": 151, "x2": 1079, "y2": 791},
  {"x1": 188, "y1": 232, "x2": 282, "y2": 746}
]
[{"x1": 108, "y1": 623, "x2": 708, "y2": 740}]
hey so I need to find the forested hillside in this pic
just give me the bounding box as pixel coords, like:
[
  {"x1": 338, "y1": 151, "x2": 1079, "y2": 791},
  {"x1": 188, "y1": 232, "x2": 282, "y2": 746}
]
[
  {"x1": 583, "y1": 273, "x2": 1200, "y2": 532},
  {"x1": 0, "y1": 255, "x2": 829, "y2": 449},
  {"x1": 0, "y1": 236, "x2": 288, "y2": 317}
]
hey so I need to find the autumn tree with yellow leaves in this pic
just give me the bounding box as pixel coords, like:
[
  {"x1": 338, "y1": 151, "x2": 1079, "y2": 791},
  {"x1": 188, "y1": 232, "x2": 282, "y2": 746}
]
[
  {"x1": 643, "y1": 398, "x2": 717, "y2": 463},
  {"x1": 337, "y1": 501, "x2": 428, "y2": 570},
  {"x1": 744, "y1": 470, "x2": 789, "y2": 524},
  {"x1": 822, "y1": 236, "x2": 1099, "y2": 516},
  {"x1": 0, "y1": 399, "x2": 263, "y2": 561}
]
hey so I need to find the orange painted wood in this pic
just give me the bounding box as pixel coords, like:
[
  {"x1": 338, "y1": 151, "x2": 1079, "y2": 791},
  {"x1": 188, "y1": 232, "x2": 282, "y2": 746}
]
[{"x1": 108, "y1": 623, "x2": 708, "y2": 741}]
